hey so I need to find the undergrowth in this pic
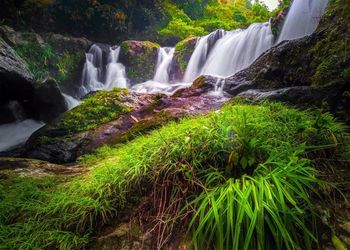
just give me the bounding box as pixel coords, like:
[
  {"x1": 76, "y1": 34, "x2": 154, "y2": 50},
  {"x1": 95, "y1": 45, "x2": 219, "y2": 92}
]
[{"x1": 0, "y1": 102, "x2": 347, "y2": 249}]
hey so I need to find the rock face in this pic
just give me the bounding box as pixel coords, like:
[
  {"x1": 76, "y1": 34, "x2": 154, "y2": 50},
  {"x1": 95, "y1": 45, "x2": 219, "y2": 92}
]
[
  {"x1": 120, "y1": 40, "x2": 160, "y2": 84},
  {"x1": 0, "y1": 37, "x2": 34, "y2": 106}
]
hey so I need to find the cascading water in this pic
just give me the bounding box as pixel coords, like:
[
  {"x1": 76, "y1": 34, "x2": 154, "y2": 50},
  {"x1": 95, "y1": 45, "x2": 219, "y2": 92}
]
[
  {"x1": 201, "y1": 23, "x2": 274, "y2": 78},
  {"x1": 79, "y1": 0, "x2": 329, "y2": 97},
  {"x1": 131, "y1": 47, "x2": 188, "y2": 95},
  {"x1": 277, "y1": 0, "x2": 329, "y2": 42},
  {"x1": 80, "y1": 44, "x2": 128, "y2": 96},
  {"x1": 153, "y1": 47, "x2": 175, "y2": 83},
  {"x1": 184, "y1": 29, "x2": 226, "y2": 82},
  {"x1": 105, "y1": 46, "x2": 128, "y2": 89}
]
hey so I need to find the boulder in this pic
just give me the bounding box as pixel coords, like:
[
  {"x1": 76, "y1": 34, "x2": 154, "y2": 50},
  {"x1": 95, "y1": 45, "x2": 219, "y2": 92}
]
[
  {"x1": 44, "y1": 32, "x2": 92, "y2": 55},
  {"x1": 29, "y1": 79, "x2": 68, "y2": 122},
  {"x1": 0, "y1": 38, "x2": 34, "y2": 106},
  {"x1": 120, "y1": 40, "x2": 160, "y2": 83}
]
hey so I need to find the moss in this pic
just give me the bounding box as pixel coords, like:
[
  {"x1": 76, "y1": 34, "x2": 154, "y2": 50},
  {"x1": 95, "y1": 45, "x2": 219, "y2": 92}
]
[
  {"x1": 121, "y1": 41, "x2": 160, "y2": 82},
  {"x1": 57, "y1": 88, "x2": 133, "y2": 134},
  {"x1": 174, "y1": 36, "x2": 197, "y2": 72}
]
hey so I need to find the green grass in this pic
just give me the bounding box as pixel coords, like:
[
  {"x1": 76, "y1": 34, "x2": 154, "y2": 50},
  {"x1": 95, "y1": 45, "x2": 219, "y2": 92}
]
[
  {"x1": 15, "y1": 41, "x2": 84, "y2": 85},
  {"x1": 0, "y1": 102, "x2": 347, "y2": 249}
]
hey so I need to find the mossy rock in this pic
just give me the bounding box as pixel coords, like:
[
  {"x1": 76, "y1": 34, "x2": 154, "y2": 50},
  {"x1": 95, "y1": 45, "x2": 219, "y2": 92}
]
[
  {"x1": 119, "y1": 40, "x2": 160, "y2": 83},
  {"x1": 172, "y1": 36, "x2": 198, "y2": 79},
  {"x1": 55, "y1": 88, "x2": 133, "y2": 134}
]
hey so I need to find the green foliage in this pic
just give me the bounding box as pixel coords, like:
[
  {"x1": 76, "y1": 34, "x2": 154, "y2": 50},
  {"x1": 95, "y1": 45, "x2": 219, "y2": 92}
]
[
  {"x1": 0, "y1": 102, "x2": 347, "y2": 249},
  {"x1": 15, "y1": 41, "x2": 83, "y2": 85},
  {"x1": 57, "y1": 88, "x2": 132, "y2": 133},
  {"x1": 190, "y1": 152, "x2": 321, "y2": 250},
  {"x1": 158, "y1": 0, "x2": 272, "y2": 41},
  {"x1": 15, "y1": 42, "x2": 57, "y2": 84}
]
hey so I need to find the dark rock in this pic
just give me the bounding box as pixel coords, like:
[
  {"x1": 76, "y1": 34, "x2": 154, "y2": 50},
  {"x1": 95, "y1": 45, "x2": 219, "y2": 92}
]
[
  {"x1": 29, "y1": 79, "x2": 68, "y2": 122},
  {"x1": 0, "y1": 38, "x2": 34, "y2": 106},
  {"x1": 238, "y1": 86, "x2": 324, "y2": 105},
  {"x1": 44, "y1": 33, "x2": 92, "y2": 55}
]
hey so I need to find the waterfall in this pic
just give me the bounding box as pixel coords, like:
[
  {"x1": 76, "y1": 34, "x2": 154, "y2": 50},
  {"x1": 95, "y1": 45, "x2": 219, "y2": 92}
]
[
  {"x1": 81, "y1": 44, "x2": 128, "y2": 96},
  {"x1": 202, "y1": 23, "x2": 274, "y2": 78},
  {"x1": 277, "y1": 0, "x2": 329, "y2": 43},
  {"x1": 153, "y1": 47, "x2": 175, "y2": 83},
  {"x1": 184, "y1": 29, "x2": 226, "y2": 82},
  {"x1": 62, "y1": 93, "x2": 80, "y2": 110},
  {"x1": 105, "y1": 46, "x2": 128, "y2": 89}
]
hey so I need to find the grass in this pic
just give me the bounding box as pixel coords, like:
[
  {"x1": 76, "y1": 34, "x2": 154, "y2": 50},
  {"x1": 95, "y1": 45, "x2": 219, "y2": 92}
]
[
  {"x1": 0, "y1": 101, "x2": 347, "y2": 249},
  {"x1": 15, "y1": 41, "x2": 84, "y2": 85}
]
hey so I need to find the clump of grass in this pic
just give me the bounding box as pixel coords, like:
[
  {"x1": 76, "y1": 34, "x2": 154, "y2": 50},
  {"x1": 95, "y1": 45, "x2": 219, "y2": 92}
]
[
  {"x1": 189, "y1": 149, "x2": 322, "y2": 250},
  {"x1": 0, "y1": 102, "x2": 347, "y2": 249}
]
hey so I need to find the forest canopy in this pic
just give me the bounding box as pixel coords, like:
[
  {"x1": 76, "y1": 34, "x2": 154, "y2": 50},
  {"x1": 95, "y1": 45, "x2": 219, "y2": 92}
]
[{"x1": 0, "y1": 0, "x2": 286, "y2": 43}]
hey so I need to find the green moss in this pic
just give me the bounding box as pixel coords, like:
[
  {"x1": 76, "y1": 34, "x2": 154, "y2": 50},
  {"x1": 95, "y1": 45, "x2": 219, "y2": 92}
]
[
  {"x1": 174, "y1": 36, "x2": 197, "y2": 72},
  {"x1": 121, "y1": 41, "x2": 160, "y2": 81},
  {"x1": 57, "y1": 88, "x2": 132, "y2": 133}
]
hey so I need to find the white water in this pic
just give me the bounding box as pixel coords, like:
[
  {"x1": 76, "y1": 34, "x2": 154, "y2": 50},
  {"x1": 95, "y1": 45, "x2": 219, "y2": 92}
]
[
  {"x1": 105, "y1": 46, "x2": 128, "y2": 89},
  {"x1": 153, "y1": 47, "x2": 175, "y2": 83},
  {"x1": 184, "y1": 29, "x2": 226, "y2": 82},
  {"x1": 202, "y1": 23, "x2": 274, "y2": 78},
  {"x1": 278, "y1": 0, "x2": 328, "y2": 42},
  {"x1": 0, "y1": 120, "x2": 44, "y2": 152},
  {"x1": 62, "y1": 93, "x2": 80, "y2": 110},
  {"x1": 81, "y1": 45, "x2": 128, "y2": 96}
]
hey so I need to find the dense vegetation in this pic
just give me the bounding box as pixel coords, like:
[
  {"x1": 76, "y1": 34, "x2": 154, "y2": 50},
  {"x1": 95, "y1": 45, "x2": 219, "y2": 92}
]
[
  {"x1": 1, "y1": 0, "x2": 277, "y2": 43},
  {"x1": 0, "y1": 101, "x2": 348, "y2": 249}
]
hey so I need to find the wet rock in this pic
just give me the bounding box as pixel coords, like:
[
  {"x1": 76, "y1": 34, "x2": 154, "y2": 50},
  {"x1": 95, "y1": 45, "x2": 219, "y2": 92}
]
[
  {"x1": 120, "y1": 40, "x2": 160, "y2": 83},
  {"x1": 0, "y1": 25, "x2": 45, "y2": 47}
]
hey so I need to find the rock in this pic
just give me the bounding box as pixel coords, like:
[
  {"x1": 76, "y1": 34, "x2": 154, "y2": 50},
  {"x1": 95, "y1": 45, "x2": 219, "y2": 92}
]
[
  {"x1": 29, "y1": 79, "x2": 68, "y2": 122},
  {"x1": 172, "y1": 36, "x2": 198, "y2": 80},
  {"x1": 0, "y1": 25, "x2": 45, "y2": 47},
  {"x1": 238, "y1": 86, "x2": 324, "y2": 105},
  {"x1": 0, "y1": 157, "x2": 86, "y2": 178},
  {"x1": 44, "y1": 33, "x2": 92, "y2": 55},
  {"x1": 21, "y1": 84, "x2": 223, "y2": 163},
  {"x1": 120, "y1": 40, "x2": 160, "y2": 83},
  {"x1": 0, "y1": 38, "x2": 34, "y2": 106}
]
